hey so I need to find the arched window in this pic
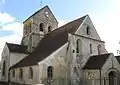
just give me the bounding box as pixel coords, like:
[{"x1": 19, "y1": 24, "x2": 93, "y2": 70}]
[
  {"x1": 48, "y1": 26, "x2": 52, "y2": 32},
  {"x1": 98, "y1": 45, "x2": 101, "y2": 54},
  {"x1": 12, "y1": 69, "x2": 15, "y2": 77},
  {"x1": 47, "y1": 66, "x2": 53, "y2": 78},
  {"x1": 28, "y1": 67, "x2": 33, "y2": 79},
  {"x1": 76, "y1": 40, "x2": 79, "y2": 53},
  {"x1": 19, "y1": 68, "x2": 23, "y2": 80},
  {"x1": 90, "y1": 44, "x2": 92, "y2": 54},
  {"x1": 86, "y1": 26, "x2": 90, "y2": 35},
  {"x1": 108, "y1": 71, "x2": 116, "y2": 85},
  {"x1": 39, "y1": 23, "x2": 44, "y2": 31},
  {"x1": 2, "y1": 61, "x2": 5, "y2": 76},
  {"x1": 76, "y1": 39, "x2": 82, "y2": 54}
]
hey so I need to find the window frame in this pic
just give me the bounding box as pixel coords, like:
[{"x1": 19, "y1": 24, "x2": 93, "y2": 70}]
[
  {"x1": 12, "y1": 69, "x2": 15, "y2": 77},
  {"x1": 39, "y1": 23, "x2": 44, "y2": 32},
  {"x1": 90, "y1": 44, "x2": 92, "y2": 54},
  {"x1": 86, "y1": 26, "x2": 90, "y2": 35},
  {"x1": 47, "y1": 66, "x2": 53, "y2": 79},
  {"x1": 28, "y1": 67, "x2": 33, "y2": 79},
  {"x1": 76, "y1": 40, "x2": 79, "y2": 53},
  {"x1": 98, "y1": 45, "x2": 101, "y2": 54},
  {"x1": 48, "y1": 26, "x2": 52, "y2": 32},
  {"x1": 19, "y1": 68, "x2": 23, "y2": 80},
  {"x1": 2, "y1": 61, "x2": 5, "y2": 76}
]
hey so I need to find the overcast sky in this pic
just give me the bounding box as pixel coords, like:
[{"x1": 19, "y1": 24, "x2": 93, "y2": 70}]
[{"x1": 0, "y1": 0, "x2": 120, "y2": 60}]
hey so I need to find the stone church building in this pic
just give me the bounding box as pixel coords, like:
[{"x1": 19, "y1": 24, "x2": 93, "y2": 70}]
[{"x1": 0, "y1": 5, "x2": 120, "y2": 85}]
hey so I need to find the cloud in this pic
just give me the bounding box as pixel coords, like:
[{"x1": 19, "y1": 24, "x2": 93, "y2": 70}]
[
  {"x1": 58, "y1": 20, "x2": 68, "y2": 27},
  {"x1": 0, "y1": 12, "x2": 15, "y2": 24},
  {"x1": 90, "y1": 0, "x2": 120, "y2": 55},
  {"x1": 1, "y1": 22, "x2": 23, "y2": 36},
  {"x1": 0, "y1": 12, "x2": 23, "y2": 60},
  {"x1": 1, "y1": 0, "x2": 5, "y2": 4}
]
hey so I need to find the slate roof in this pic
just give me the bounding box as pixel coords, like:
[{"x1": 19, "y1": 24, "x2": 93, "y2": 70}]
[
  {"x1": 6, "y1": 43, "x2": 29, "y2": 54},
  {"x1": 83, "y1": 53, "x2": 111, "y2": 69},
  {"x1": 10, "y1": 15, "x2": 87, "y2": 69},
  {"x1": 115, "y1": 56, "x2": 120, "y2": 64}
]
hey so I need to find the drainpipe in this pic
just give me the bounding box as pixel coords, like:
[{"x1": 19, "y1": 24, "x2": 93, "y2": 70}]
[{"x1": 99, "y1": 69, "x2": 101, "y2": 85}]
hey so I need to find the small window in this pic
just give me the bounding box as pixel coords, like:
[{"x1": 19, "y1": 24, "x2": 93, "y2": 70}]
[
  {"x1": 86, "y1": 26, "x2": 90, "y2": 35},
  {"x1": 48, "y1": 26, "x2": 52, "y2": 32},
  {"x1": 39, "y1": 23, "x2": 44, "y2": 31},
  {"x1": 12, "y1": 70, "x2": 15, "y2": 77},
  {"x1": 47, "y1": 66, "x2": 53, "y2": 79},
  {"x1": 90, "y1": 44, "x2": 92, "y2": 54},
  {"x1": 2, "y1": 61, "x2": 5, "y2": 76},
  {"x1": 76, "y1": 40, "x2": 79, "y2": 53},
  {"x1": 19, "y1": 69, "x2": 23, "y2": 80},
  {"x1": 28, "y1": 67, "x2": 33, "y2": 79},
  {"x1": 98, "y1": 45, "x2": 101, "y2": 54}
]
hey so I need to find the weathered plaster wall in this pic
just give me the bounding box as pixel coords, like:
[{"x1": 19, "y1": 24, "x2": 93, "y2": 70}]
[
  {"x1": 0, "y1": 44, "x2": 9, "y2": 82},
  {"x1": 9, "y1": 53, "x2": 28, "y2": 67},
  {"x1": 10, "y1": 65, "x2": 40, "y2": 85}
]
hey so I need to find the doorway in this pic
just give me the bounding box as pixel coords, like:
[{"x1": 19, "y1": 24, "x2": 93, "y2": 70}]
[{"x1": 108, "y1": 71, "x2": 116, "y2": 85}]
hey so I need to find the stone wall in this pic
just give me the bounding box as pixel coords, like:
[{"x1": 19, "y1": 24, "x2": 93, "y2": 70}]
[{"x1": 0, "y1": 44, "x2": 9, "y2": 82}]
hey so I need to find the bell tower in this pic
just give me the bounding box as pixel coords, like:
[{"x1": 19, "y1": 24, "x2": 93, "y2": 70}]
[{"x1": 21, "y1": 5, "x2": 58, "y2": 52}]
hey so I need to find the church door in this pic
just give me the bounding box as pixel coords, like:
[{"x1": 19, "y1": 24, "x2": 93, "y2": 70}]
[{"x1": 108, "y1": 71, "x2": 116, "y2": 85}]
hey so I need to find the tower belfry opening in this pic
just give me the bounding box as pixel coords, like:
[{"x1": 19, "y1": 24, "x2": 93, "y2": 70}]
[{"x1": 21, "y1": 5, "x2": 58, "y2": 52}]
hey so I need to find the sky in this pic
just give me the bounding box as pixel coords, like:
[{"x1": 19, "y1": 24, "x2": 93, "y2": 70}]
[{"x1": 0, "y1": 0, "x2": 120, "y2": 60}]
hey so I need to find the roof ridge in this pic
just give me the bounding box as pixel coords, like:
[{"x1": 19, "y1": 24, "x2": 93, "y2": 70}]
[
  {"x1": 45, "y1": 15, "x2": 88, "y2": 36},
  {"x1": 23, "y1": 5, "x2": 49, "y2": 23}
]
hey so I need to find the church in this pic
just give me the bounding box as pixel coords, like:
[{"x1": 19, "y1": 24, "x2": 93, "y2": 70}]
[{"x1": 0, "y1": 5, "x2": 120, "y2": 85}]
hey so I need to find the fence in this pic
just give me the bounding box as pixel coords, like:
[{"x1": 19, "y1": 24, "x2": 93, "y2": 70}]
[{"x1": 38, "y1": 77, "x2": 120, "y2": 85}]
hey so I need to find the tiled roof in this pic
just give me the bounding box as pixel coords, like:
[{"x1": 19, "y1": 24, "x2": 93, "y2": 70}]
[
  {"x1": 10, "y1": 15, "x2": 87, "y2": 69},
  {"x1": 83, "y1": 53, "x2": 111, "y2": 69},
  {"x1": 6, "y1": 43, "x2": 29, "y2": 54}
]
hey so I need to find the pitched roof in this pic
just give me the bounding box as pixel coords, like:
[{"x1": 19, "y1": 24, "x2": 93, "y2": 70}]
[
  {"x1": 83, "y1": 53, "x2": 111, "y2": 69},
  {"x1": 6, "y1": 43, "x2": 29, "y2": 54},
  {"x1": 10, "y1": 15, "x2": 87, "y2": 69},
  {"x1": 23, "y1": 5, "x2": 58, "y2": 23},
  {"x1": 115, "y1": 56, "x2": 120, "y2": 64}
]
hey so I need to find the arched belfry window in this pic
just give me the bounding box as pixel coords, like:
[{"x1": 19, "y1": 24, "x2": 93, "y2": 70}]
[
  {"x1": 47, "y1": 66, "x2": 53, "y2": 78},
  {"x1": 48, "y1": 26, "x2": 52, "y2": 32},
  {"x1": 2, "y1": 61, "x2": 5, "y2": 76},
  {"x1": 98, "y1": 45, "x2": 101, "y2": 54},
  {"x1": 19, "y1": 68, "x2": 23, "y2": 80},
  {"x1": 28, "y1": 67, "x2": 33, "y2": 79},
  {"x1": 39, "y1": 23, "x2": 44, "y2": 31}
]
